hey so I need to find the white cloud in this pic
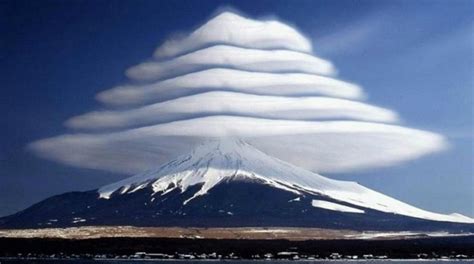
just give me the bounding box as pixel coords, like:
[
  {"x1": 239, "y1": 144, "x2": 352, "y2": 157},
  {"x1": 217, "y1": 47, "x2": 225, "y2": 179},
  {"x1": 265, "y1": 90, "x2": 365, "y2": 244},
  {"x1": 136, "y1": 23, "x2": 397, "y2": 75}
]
[
  {"x1": 68, "y1": 91, "x2": 398, "y2": 130},
  {"x1": 30, "y1": 116, "x2": 446, "y2": 174},
  {"x1": 154, "y1": 12, "x2": 312, "y2": 58},
  {"x1": 97, "y1": 68, "x2": 363, "y2": 106},
  {"x1": 127, "y1": 45, "x2": 335, "y2": 82},
  {"x1": 29, "y1": 11, "x2": 447, "y2": 177}
]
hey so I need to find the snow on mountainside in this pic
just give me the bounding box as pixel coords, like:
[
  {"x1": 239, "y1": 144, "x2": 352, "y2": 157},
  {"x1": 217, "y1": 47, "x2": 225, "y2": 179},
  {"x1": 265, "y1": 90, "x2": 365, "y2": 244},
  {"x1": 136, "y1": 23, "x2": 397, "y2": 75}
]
[{"x1": 98, "y1": 139, "x2": 473, "y2": 224}]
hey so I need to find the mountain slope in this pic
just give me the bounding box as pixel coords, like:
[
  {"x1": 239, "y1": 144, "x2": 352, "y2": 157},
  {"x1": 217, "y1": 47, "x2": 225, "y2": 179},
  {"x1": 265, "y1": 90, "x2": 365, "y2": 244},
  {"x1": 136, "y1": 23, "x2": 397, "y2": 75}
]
[
  {"x1": 1, "y1": 140, "x2": 472, "y2": 230},
  {"x1": 98, "y1": 139, "x2": 472, "y2": 224}
]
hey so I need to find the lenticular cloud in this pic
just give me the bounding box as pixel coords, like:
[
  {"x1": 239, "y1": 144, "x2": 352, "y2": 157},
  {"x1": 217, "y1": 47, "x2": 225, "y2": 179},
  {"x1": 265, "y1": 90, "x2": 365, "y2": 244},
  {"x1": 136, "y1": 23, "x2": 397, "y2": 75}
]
[
  {"x1": 29, "y1": 11, "x2": 447, "y2": 175},
  {"x1": 153, "y1": 12, "x2": 312, "y2": 58},
  {"x1": 127, "y1": 45, "x2": 336, "y2": 82},
  {"x1": 97, "y1": 68, "x2": 363, "y2": 106}
]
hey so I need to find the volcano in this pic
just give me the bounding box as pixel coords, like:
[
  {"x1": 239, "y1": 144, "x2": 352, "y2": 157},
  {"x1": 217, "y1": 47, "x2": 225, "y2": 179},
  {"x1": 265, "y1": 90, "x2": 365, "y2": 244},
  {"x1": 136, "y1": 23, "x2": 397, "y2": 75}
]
[{"x1": 1, "y1": 140, "x2": 472, "y2": 232}]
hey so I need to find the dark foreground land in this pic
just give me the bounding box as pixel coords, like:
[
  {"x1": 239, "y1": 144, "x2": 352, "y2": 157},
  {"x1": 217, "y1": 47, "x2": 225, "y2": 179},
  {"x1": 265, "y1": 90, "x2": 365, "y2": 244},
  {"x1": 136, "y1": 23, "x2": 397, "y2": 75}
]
[{"x1": 0, "y1": 235, "x2": 473, "y2": 260}]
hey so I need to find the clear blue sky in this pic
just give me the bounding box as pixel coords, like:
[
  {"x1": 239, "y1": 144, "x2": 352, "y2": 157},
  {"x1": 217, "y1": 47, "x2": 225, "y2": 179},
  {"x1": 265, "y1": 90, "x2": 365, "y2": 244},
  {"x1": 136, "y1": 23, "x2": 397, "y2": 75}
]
[{"x1": 1, "y1": 0, "x2": 472, "y2": 217}]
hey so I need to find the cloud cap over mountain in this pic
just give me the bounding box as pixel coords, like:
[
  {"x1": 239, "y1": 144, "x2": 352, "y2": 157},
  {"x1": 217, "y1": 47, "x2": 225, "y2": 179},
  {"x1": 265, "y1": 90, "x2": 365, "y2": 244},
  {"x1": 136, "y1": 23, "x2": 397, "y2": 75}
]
[
  {"x1": 28, "y1": 11, "x2": 447, "y2": 175},
  {"x1": 31, "y1": 116, "x2": 446, "y2": 174}
]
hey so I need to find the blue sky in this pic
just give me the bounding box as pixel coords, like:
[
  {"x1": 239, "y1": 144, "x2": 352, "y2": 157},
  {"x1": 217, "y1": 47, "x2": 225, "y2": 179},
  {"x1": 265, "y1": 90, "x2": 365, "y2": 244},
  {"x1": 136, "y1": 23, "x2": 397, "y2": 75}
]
[{"x1": 1, "y1": 0, "x2": 472, "y2": 217}]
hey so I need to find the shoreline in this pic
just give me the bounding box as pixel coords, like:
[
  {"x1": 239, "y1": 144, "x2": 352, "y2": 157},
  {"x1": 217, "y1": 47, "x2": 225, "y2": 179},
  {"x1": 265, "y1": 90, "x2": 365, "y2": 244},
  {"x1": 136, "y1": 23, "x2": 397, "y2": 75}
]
[{"x1": 1, "y1": 226, "x2": 472, "y2": 241}]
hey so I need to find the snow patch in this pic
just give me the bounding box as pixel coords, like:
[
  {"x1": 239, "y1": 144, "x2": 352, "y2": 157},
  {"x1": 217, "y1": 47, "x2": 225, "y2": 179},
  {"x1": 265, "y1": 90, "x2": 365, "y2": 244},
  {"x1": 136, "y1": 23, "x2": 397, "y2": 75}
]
[
  {"x1": 72, "y1": 217, "x2": 86, "y2": 224},
  {"x1": 312, "y1": 200, "x2": 365, "y2": 214},
  {"x1": 244, "y1": 229, "x2": 296, "y2": 233},
  {"x1": 346, "y1": 231, "x2": 474, "y2": 240},
  {"x1": 288, "y1": 197, "x2": 301, "y2": 202}
]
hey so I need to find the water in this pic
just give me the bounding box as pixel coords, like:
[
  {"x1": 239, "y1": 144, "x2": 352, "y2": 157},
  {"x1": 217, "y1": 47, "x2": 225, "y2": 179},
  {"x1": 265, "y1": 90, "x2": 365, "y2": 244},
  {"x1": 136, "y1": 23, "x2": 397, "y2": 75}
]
[{"x1": 0, "y1": 260, "x2": 471, "y2": 264}]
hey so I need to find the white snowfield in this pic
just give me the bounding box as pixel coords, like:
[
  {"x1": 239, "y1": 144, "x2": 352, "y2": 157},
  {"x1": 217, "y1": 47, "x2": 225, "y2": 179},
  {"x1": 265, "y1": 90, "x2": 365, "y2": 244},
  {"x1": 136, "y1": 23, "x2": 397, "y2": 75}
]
[
  {"x1": 127, "y1": 45, "x2": 335, "y2": 81},
  {"x1": 98, "y1": 140, "x2": 473, "y2": 224},
  {"x1": 153, "y1": 12, "x2": 312, "y2": 58},
  {"x1": 311, "y1": 200, "x2": 364, "y2": 214},
  {"x1": 345, "y1": 231, "x2": 474, "y2": 240}
]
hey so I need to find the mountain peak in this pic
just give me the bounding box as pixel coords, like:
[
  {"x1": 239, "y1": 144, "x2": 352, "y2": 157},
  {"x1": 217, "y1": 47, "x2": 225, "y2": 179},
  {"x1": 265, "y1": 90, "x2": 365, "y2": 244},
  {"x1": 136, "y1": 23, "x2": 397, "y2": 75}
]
[
  {"x1": 97, "y1": 138, "x2": 307, "y2": 203},
  {"x1": 96, "y1": 139, "x2": 473, "y2": 224},
  {"x1": 192, "y1": 138, "x2": 249, "y2": 156}
]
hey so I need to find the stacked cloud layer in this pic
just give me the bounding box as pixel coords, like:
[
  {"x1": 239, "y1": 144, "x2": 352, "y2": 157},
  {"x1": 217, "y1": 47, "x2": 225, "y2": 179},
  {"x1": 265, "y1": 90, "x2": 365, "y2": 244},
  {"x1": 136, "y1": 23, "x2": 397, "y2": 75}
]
[
  {"x1": 29, "y1": 12, "x2": 447, "y2": 175},
  {"x1": 126, "y1": 45, "x2": 336, "y2": 82}
]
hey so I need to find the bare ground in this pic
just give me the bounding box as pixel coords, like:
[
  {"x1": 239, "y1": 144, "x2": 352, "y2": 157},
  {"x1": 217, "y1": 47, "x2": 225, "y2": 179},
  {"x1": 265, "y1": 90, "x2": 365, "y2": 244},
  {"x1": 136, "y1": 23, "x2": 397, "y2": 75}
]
[{"x1": 0, "y1": 226, "x2": 470, "y2": 240}]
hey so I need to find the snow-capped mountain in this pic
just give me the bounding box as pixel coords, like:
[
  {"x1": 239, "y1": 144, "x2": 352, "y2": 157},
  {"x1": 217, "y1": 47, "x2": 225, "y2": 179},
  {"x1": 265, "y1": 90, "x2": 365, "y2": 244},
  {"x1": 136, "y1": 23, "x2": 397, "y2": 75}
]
[
  {"x1": 99, "y1": 139, "x2": 472, "y2": 223},
  {"x1": 1, "y1": 140, "x2": 472, "y2": 230}
]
